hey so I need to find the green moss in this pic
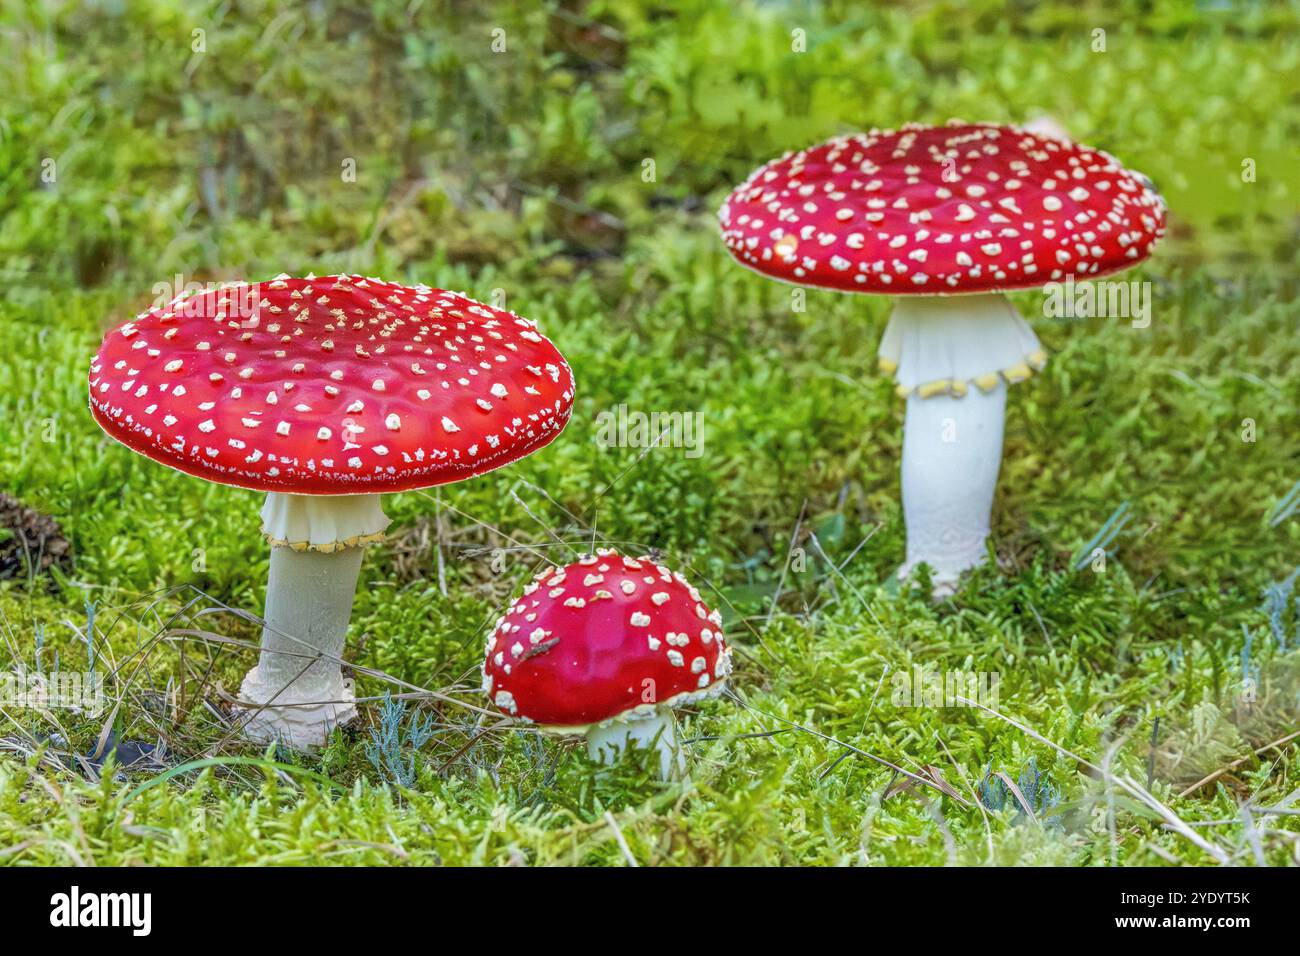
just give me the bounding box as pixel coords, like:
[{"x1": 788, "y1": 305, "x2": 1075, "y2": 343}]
[{"x1": 0, "y1": 0, "x2": 1296, "y2": 865}]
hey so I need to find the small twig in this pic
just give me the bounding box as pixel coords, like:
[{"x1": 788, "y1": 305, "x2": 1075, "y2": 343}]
[
  {"x1": 807, "y1": 532, "x2": 884, "y2": 632},
  {"x1": 1239, "y1": 805, "x2": 1266, "y2": 866},
  {"x1": 604, "y1": 811, "x2": 639, "y2": 867},
  {"x1": 765, "y1": 500, "x2": 807, "y2": 627},
  {"x1": 993, "y1": 771, "x2": 1040, "y2": 828},
  {"x1": 1146, "y1": 715, "x2": 1160, "y2": 791},
  {"x1": 1177, "y1": 729, "x2": 1300, "y2": 798},
  {"x1": 936, "y1": 733, "x2": 994, "y2": 862}
]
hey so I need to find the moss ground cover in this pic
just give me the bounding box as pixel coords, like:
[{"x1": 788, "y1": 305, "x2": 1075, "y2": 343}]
[{"x1": 0, "y1": 0, "x2": 1296, "y2": 865}]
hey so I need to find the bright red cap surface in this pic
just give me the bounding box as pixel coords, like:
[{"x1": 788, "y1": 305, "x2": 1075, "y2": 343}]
[
  {"x1": 89, "y1": 275, "x2": 575, "y2": 494},
  {"x1": 482, "y1": 550, "x2": 732, "y2": 728},
  {"x1": 719, "y1": 122, "x2": 1166, "y2": 295}
]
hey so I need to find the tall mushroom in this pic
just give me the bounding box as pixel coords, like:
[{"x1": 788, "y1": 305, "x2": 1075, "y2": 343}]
[
  {"x1": 482, "y1": 549, "x2": 732, "y2": 780},
  {"x1": 89, "y1": 274, "x2": 575, "y2": 747},
  {"x1": 720, "y1": 122, "x2": 1164, "y2": 595}
]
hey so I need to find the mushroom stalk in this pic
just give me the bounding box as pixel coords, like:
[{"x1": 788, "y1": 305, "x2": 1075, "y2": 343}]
[
  {"x1": 881, "y1": 294, "x2": 1040, "y2": 596},
  {"x1": 586, "y1": 709, "x2": 685, "y2": 780},
  {"x1": 239, "y1": 492, "x2": 389, "y2": 748},
  {"x1": 899, "y1": 383, "x2": 1006, "y2": 596}
]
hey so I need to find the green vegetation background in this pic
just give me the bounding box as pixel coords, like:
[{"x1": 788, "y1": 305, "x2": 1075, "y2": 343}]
[{"x1": 0, "y1": 0, "x2": 1297, "y2": 865}]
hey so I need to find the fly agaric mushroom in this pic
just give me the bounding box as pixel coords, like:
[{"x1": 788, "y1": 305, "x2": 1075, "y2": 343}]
[
  {"x1": 482, "y1": 549, "x2": 732, "y2": 779},
  {"x1": 89, "y1": 274, "x2": 575, "y2": 747},
  {"x1": 720, "y1": 122, "x2": 1164, "y2": 595}
]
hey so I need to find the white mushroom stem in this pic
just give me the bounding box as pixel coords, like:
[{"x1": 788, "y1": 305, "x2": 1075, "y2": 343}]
[
  {"x1": 899, "y1": 384, "x2": 1006, "y2": 595},
  {"x1": 586, "y1": 708, "x2": 685, "y2": 780},
  {"x1": 239, "y1": 492, "x2": 390, "y2": 749},
  {"x1": 879, "y1": 294, "x2": 1044, "y2": 598}
]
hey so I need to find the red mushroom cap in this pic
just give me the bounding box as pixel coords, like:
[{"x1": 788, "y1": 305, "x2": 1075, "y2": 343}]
[
  {"x1": 482, "y1": 550, "x2": 732, "y2": 728},
  {"x1": 719, "y1": 122, "x2": 1166, "y2": 295},
  {"x1": 88, "y1": 275, "x2": 575, "y2": 494}
]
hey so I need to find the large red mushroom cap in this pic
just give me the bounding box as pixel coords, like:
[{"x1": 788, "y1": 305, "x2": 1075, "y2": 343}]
[
  {"x1": 482, "y1": 549, "x2": 733, "y2": 729},
  {"x1": 719, "y1": 121, "x2": 1166, "y2": 295},
  {"x1": 88, "y1": 275, "x2": 575, "y2": 494}
]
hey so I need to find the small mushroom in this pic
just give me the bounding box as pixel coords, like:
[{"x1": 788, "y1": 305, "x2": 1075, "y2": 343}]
[
  {"x1": 89, "y1": 274, "x2": 575, "y2": 748},
  {"x1": 720, "y1": 122, "x2": 1165, "y2": 596},
  {"x1": 482, "y1": 549, "x2": 733, "y2": 779}
]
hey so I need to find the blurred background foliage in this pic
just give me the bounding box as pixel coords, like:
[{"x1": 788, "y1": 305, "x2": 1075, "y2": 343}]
[{"x1": 2, "y1": 0, "x2": 1295, "y2": 288}]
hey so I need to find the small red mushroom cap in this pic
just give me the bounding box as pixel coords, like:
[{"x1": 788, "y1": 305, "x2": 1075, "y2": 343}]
[
  {"x1": 482, "y1": 549, "x2": 732, "y2": 729},
  {"x1": 88, "y1": 275, "x2": 575, "y2": 494},
  {"x1": 719, "y1": 122, "x2": 1166, "y2": 295}
]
